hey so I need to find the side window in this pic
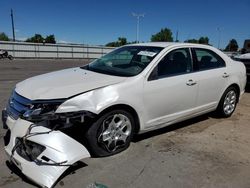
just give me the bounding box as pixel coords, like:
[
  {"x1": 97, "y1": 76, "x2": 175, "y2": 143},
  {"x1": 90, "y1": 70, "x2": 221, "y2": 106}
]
[
  {"x1": 193, "y1": 48, "x2": 225, "y2": 71},
  {"x1": 150, "y1": 48, "x2": 192, "y2": 80}
]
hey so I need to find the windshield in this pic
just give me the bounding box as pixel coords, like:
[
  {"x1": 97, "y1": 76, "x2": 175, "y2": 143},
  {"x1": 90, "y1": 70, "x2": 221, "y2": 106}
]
[{"x1": 83, "y1": 46, "x2": 163, "y2": 77}]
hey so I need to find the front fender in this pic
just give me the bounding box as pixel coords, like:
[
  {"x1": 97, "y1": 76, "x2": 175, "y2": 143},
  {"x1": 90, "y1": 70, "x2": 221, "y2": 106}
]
[
  {"x1": 56, "y1": 85, "x2": 135, "y2": 114},
  {"x1": 56, "y1": 81, "x2": 145, "y2": 132}
]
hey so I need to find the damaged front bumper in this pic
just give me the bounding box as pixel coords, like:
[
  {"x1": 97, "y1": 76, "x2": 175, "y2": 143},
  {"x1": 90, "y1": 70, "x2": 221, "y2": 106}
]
[{"x1": 3, "y1": 112, "x2": 91, "y2": 188}]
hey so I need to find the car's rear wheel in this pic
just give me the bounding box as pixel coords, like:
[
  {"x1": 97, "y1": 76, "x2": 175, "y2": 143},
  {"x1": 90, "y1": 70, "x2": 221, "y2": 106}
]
[
  {"x1": 216, "y1": 86, "x2": 238, "y2": 117},
  {"x1": 85, "y1": 109, "x2": 134, "y2": 157}
]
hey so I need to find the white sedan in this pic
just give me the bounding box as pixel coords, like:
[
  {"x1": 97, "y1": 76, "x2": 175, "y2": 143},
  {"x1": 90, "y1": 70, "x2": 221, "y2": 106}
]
[{"x1": 2, "y1": 42, "x2": 247, "y2": 188}]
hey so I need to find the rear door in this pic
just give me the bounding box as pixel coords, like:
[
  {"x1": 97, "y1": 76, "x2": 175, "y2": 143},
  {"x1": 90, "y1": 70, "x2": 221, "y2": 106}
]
[{"x1": 191, "y1": 48, "x2": 228, "y2": 111}]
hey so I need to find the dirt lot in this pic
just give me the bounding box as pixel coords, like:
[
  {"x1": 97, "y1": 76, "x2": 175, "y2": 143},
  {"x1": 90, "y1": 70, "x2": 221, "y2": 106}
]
[{"x1": 0, "y1": 59, "x2": 250, "y2": 188}]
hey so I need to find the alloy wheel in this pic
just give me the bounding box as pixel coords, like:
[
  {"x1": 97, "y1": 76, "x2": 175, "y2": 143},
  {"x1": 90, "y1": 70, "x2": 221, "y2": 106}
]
[
  {"x1": 98, "y1": 114, "x2": 132, "y2": 152},
  {"x1": 223, "y1": 90, "x2": 237, "y2": 115}
]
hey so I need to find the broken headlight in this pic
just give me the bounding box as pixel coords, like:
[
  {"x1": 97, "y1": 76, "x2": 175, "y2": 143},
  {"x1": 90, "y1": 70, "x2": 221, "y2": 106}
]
[
  {"x1": 22, "y1": 100, "x2": 64, "y2": 122},
  {"x1": 22, "y1": 100, "x2": 95, "y2": 130}
]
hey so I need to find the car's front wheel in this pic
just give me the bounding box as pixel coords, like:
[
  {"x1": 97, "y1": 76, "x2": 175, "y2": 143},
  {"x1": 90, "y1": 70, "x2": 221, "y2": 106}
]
[
  {"x1": 216, "y1": 86, "x2": 238, "y2": 117},
  {"x1": 85, "y1": 109, "x2": 135, "y2": 157}
]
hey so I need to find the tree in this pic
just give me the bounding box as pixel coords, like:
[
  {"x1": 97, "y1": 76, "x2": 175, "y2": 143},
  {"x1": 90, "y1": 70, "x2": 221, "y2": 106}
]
[
  {"x1": 118, "y1": 37, "x2": 127, "y2": 46},
  {"x1": 0, "y1": 32, "x2": 10, "y2": 41},
  {"x1": 25, "y1": 34, "x2": 56, "y2": 43},
  {"x1": 106, "y1": 41, "x2": 116, "y2": 47},
  {"x1": 26, "y1": 34, "x2": 44, "y2": 43},
  {"x1": 185, "y1": 36, "x2": 209, "y2": 44},
  {"x1": 151, "y1": 28, "x2": 173, "y2": 42},
  {"x1": 225, "y1": 39, "x2": 238, "y2": 51},
  {"x1": 106, "y1": 37, "x2": 128, "y2": 47},
  {"x1": 198, "y1": 37, "x2": 209, "y2": 44},
  {"x1": 184, "y1": 39, "x2": 199, "y2": 43},
  {"x1": 45, "y1": 35, "x2": 56, "y2": 44}
]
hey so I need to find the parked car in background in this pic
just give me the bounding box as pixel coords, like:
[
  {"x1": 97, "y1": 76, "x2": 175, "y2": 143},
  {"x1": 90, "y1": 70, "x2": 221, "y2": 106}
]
[
  {"x1": 2, "y1": 42, "x2": 247, "y2": 188},
  {"x1": 233, "y1": 53, "x2": 250, "y2": 83}
]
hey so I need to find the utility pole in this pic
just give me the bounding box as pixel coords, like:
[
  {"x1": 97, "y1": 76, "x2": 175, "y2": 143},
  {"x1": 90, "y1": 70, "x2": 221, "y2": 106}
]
[
  {"x1": 132, "y1": 13, "x2": 144, "y2": 43},
  {"x1": 11, "y1": 9, "x2": 16, "y2": 42}
]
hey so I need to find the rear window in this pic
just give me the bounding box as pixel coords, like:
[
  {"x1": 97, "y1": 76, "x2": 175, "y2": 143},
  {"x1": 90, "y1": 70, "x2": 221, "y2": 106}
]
[{"x1": 193, "y1": 48, "x2": 225, "y2": 71}]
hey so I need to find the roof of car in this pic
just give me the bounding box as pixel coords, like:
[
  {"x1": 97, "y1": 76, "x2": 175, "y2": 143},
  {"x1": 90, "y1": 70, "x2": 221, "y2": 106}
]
[{"x1": 128, "y1": 42, "x2": 210, "y2": 48}]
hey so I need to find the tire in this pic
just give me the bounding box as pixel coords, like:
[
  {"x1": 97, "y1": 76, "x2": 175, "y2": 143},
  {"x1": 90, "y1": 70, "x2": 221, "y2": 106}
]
[
  {"x1": 216, "y1": 86, "x2": 238, "y2": 118},
  {"x1": 85, "y1": 109, "x2": 135, "y2": 157},
  {"x1": 8, "y1": 55, "x2": 13, "y2": 60}
]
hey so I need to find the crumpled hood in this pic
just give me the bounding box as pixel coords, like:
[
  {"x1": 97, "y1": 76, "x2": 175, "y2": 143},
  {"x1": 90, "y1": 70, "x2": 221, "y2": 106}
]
[{"x1": 15, "y1": 67, "x2": 126, "y2": 100}]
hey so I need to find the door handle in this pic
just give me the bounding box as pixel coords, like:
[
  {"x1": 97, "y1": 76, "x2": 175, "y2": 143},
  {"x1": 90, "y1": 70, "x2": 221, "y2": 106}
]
[
  {"x1": 186, "y1": 79, "x2": 197, "y2": 86},
  {"x1": 222, "y1": 72, "x2": 229, "y2": 78}
]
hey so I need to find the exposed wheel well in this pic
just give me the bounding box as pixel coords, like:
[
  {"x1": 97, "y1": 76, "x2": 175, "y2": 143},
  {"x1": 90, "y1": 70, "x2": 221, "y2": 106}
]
[{"x1": 99, "y1": 104, "x2": 141, "y2": 134}]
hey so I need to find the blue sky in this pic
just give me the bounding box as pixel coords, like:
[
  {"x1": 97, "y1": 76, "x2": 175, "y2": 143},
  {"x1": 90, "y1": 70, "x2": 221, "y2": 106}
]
[{"x1": 0, "y1": 0, "x2": 249, "y2": 48}]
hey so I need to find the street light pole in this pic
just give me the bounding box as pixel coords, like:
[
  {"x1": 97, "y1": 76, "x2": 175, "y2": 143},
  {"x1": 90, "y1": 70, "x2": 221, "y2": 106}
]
[
  {"x1": 176, "y1": 30, "x2": 179, "y2": 42},
  {"x1": 217, "y1": 27, "x2": 221, "y2": 49},
  {"x1": 11, "y1": 9, "x2": 16, "y2": 42},
  {"x1": 132, "y1": 13, "x2": 144, "y2": 43}
]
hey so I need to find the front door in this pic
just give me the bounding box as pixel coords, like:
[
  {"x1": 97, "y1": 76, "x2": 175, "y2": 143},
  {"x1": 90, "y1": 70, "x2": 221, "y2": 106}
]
[{"x1": 143, "y1": 48, "x2": 198, "y2": 129}]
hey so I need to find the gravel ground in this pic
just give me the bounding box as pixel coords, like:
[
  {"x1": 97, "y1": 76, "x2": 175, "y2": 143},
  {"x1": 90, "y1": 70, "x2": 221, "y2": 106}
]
[{"x1": 0, "y1": 59, "x2": 250, "y2": 188}]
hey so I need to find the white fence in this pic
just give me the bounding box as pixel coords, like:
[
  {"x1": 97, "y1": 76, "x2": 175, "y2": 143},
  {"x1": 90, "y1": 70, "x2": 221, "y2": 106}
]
[{"x1": 0, "y1": 41, "x2": 114, "y2": 59}]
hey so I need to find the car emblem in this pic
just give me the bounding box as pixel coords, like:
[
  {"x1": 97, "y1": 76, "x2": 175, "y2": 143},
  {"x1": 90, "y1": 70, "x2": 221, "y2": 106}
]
[{"x1": 29, "y1": 104, "x2": 34, "y2": 109}]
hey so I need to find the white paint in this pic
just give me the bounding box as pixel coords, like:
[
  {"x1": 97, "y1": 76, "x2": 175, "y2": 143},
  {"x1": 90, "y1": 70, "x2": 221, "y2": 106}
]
[{"x1": 15, "y1": 68, "x2": 126, "y2": 100}]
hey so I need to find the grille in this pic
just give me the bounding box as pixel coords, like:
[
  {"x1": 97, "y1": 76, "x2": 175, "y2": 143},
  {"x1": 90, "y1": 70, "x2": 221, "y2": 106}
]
[{"x1": 6, "y1": 91, "x2": 32, "y2": 120}]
